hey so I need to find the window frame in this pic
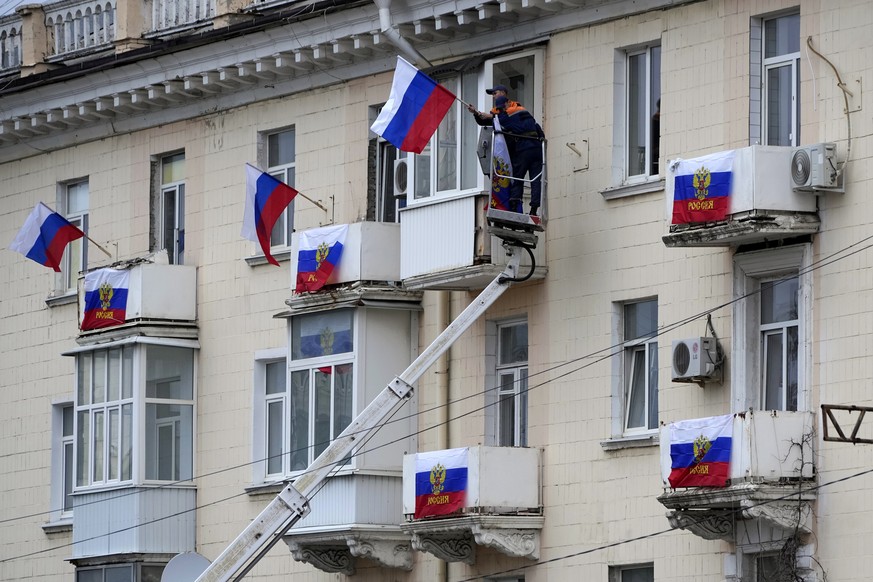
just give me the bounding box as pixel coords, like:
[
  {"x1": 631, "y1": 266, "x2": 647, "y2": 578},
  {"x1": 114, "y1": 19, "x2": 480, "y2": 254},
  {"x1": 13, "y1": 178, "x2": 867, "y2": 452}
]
[
  {"x1": 75, "y1": 562, "x2": 166, "y2": 582},
  {"x1": 624, "y1": 44, "x2": 661, "y2": 183},
  {"x1": 403, "y1": 48, "x2": 544, "y2": 205},
  {"x1": 494, "y1": 319, "x2": 529, "y2": 447},
  {"x1": 732, "y1": 244, "x2": 811, "y2": 413},
  {"x1": 265, "y1": 127, "x2": 296, "y2": 249},
  {"x1": 49, "y1": 400, "x2": 76, "y2": 524},
  {"x1": 750, "y1": 11, "x2": 800, "y2": 147},
  {"x1": 621, "y1": 299, "x2": 659, "y2": 435},
  {"x1": 609, "y1": 563, "x2": 655, "y2": 582},
  {"x1": 152, "y1": 151, "x2": 185, "y2": 265},
  {"x1": 59, "y1": 179, "x2": 89, "y2": 294}
]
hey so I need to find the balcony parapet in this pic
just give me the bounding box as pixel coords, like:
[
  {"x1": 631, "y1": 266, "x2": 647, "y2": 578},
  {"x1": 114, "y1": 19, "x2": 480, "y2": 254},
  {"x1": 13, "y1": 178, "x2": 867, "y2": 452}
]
[
  {"x1": 284, "y1": 527, "x2": 412, "y2": 575},
  {"x1": 401, "y1": 514, "x2": 544, "y2": 563}
]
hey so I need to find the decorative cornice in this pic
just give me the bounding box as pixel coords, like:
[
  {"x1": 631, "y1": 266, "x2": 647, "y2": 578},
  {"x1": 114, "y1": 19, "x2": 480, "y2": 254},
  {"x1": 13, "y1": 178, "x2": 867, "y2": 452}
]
[
  {"x1": 286, "y1": 542, "x2": 356, "y2": 576},
  {"x1": 666, "y1": 509, "x2": 736, "y2": 541},
  {"x1": 284, "y1": 528, "x2": 413, "y2": 573},
  {"x1": 401, "y1": 514, "x2": 544, "y2": 563}
]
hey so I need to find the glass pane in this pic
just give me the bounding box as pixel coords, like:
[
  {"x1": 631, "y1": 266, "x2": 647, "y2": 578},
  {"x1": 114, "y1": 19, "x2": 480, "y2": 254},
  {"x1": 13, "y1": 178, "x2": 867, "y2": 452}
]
[
  {"x1": 314, "y1": 369, "x2": 332, "y2": 458},
  {"x1": 162, "y1": 188, "x2": 177, "y2": 256},
  {"x1": 64, "y1": 442, "x2": 74, "y2": 511},
  {"x1": 145, "y1": 403, "x2": 193, "y2": 481},
  {"x1": 626, "y1": 348, "x2": 646, "y2": 429},
  {"x1": 63, "y1": 405, "x2": 74, "y2": 436},
  {"x1": 764, "y1": 331, "x2": 784, "y2": 410},
  {"x1": 122, "y1": 346, "x2": 133, "y2": 399},
  {"x1": 66, "y1": 235, "x2": 83, "y2": 290},
  {"x1": 266, "y1": 361, "x2": 286, "y2": 395},
  {"x1": 627, "y1": 52, "x2": 646, "y2": 177},
  {"x1": 492, "y1": 54, "x2": 535, "y2": 114},
  {"x1": 268, "y1": 130, "x2": 296, "y2": 166},
  {"x1": 436, "y1": 77, "x2": 458, "y2": 193},
  {"x1": 108, "y1": 348, "x2": 121, "y2": 402},
  {"x1": 413, "y1": 146, "x2": 431, "y2": 199},
  {"x1": 290, "y1": 370, "x2": 310, "y2": 471},
  {"x1": 333, "y1": 364, "x2": 353, "y2": 438},
  {"x1": 267, "y1": 400, "x2": 283, "y2": 475},
  {"x1": 756, "y1": 554, "x2": 789, "y2": 582},
  {"x1": 498, "y1": 392, "x2": 515, "y2": 447},
  {"x1": 93, "y1": 410, "x2": 104, "y2": 482},
  {"x1": 146, "y1": 345, "x2": 194, "y2": 399},
  {"x1": 162, "y1": 152, "x2": 185, "y2": 183},
  {"x1": 108, "y1": 408, "x2": 119, "y2": 480},
  {"x1": 77, "y1": 411, "x2": 89, "y2": 486},
  {"x1": 105, "y1": 564, "x2": 133, "y2": 582},
  {"x1": 460, "y1": 69, "x2": 479, "y2": 190},
  {"x1": 761, "y1": 277, "x2": 798, "y2": 323},
  {"x1": 141, "y1": 565, "x2": 165, "y2": 582},
  {"x1": 499, "y1": 323, "x2": 528, "y2": 365},
  {"x1": 625, "y1": 299, "x2": 658, "y2": 340},
  {"x1": 78, "y1": 353, "x2": 91, "y2": 405},
  {"x1": 121, "y1": 404, "x2": 132, "y2": 480},
  {"x1": 649, "y1": 46, "x2": 661, "y2": 176},
  {"x1": 519, "y1": 369, "x2": 528, "y2": 446},
  {"x1": 621, "y1": 566, "x2": 654, "y2": 582},
  {"x1": 291, "y1": 309, "x2": 354, "y2": 360},
  {"x1": 647, "y1": 342, "x2": 659, "y2": 430},
  {"x1": 766, "y1": 64, "x2": 794, "y2": 146},
  {"x1": 269, "y1": 209, "x2": 287, "y2": 247},
  {"x1": 764, "y1": 14, "x2": 800, "y2": 58},
  {"x1": 93, "y1": 351, "x2": 106, "y2": 404},
  {"x1": 67, "y1": 181, "x2": 89, "y2": 213},
  {"x1": 77, "y1": 570, "x2": 103, "y2": 582},
  {"x1": 787, "y1": 326, "x2": 799, "y2": 411}
]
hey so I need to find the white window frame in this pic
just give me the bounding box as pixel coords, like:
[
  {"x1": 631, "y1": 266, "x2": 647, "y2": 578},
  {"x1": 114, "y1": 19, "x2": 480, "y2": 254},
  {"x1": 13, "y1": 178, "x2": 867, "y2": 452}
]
[
  {"x1": 732, "y1": 244, "x2": 811, "y2": 413},
  {"x1": 751, "y1": 12, "x2": 800, "y2": 146},
  {"x1": 69, "y1": 338, "x2": 198, "y2": 491},
  {"x1": 609, "y1": 563, "x2": 655, "y2": 582},
  {"x1": 492, "y1": 319, "x2": 528, "y2": 447},
  {"x1": 624, "y1": 44, "x2": 661, "y2": 182},
  {"x1": 49, "y1": 400, "x2": 75, "y2": 523},
  {"x1": 621, "y1": 299, "x2": 659, "y2": 435},
  {"x1": 252, "y1": 348, "x2": 288, "y2": 481},
  {"x1": 265, "y1": 127, "x2": 296, "y2": 249},
  {"x1": 58, "y1": 179, "x2": 89, "y2": 293},
  {"x1": 374, "y1": 137, "x2": 403, "y2": 223},
  {"x1": 404, "y1": 48, "x2": 544, "y2": 205},
  {"x1": 155, "y1": 152, "x2": 185, "y2": 264},
  {"x1": 75, "y1": 563, "x2": 166, "y2": 582}
]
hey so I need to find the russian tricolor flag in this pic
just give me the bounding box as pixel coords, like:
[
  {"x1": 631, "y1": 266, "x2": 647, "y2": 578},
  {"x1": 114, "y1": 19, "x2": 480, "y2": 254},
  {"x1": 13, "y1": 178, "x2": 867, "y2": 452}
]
[
  {"x1": 370, "y1": 57, "x2": 456, "y2": 154},
  {"x1": 668, "y1": 414, "x2": 733, "y2": 488},
  {"x1": 81, "y1": 268, "x2": 130, "y2": 331},
  {"x1": 295, "y1": 224, "x2": 348, "y2": 294},
  {"x1": 242, "y1": 164, "x2": 299, "y2": 266},
  {"x1": 489, "y1": 116, "x2": 514, "y2": 211},
  {"x1": 8, "y1": 202, "x2": 85, "y2": 272},
  {"x1": 671, "y1": 150, "x2": 735, "y2": 225},
  {"x1": 414, "y1": 447, "x2": 468, "y2": 519}
]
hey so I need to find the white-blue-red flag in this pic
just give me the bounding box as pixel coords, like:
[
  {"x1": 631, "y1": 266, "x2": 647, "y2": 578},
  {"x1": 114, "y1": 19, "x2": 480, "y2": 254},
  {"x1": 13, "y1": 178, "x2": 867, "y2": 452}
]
[
  {"x1": 295, "y1": 224, "x2": 348, "y2": 294},
  {"x1": 489, "y1": 116, "x2": 514, "y2": 211},
  {"x1": 671, "y1": 150, "x2": 735, "y2": 225},
  {"x1": 668, "y1": 414, "x2": 733, "y2": 488},
  {"x1": 370, "y1": 57, "x2": 456, "y2": 154},
  {"x1": 81, "y1": 268, "x2": 130, "y2": 331},
  {"x1": 242, "y1": 163, "x2": 299, "y2": 266},
  {"x1": 414, "y1": 447, "x2": 469, "y2": 519},
  {"x1": 9, "y1": 202, "x2": 85, "y2": 272}
]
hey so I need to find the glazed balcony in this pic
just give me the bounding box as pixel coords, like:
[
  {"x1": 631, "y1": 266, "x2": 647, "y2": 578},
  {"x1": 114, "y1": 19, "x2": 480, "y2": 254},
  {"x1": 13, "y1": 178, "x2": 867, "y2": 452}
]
[
  {"x1": 400, "y1": 446, "x2": 543, "y2": 564},
  {"x1": 658, "y1": 410, "x2": 816, "y2": 543}
]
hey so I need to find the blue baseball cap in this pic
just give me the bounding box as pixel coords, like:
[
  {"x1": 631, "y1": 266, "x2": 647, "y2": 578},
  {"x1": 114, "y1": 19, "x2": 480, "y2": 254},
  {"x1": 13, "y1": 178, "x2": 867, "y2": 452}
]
[{"x1": 485, "y1": 85, "x2": 508, "y2": 95}]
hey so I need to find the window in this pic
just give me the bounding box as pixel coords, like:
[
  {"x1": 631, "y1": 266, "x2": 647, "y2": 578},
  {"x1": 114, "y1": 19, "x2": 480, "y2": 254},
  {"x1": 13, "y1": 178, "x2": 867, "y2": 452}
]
[
  {"x1": 626, "y1": 45, "x2": 661, "y2": 180},
  {"x1": 266, "y1": 128, "x2": 296, "y2": 247},
  {"x1": 374, "y1": 138, "x2": 404, "y2": 223},
  {"x1": 152, "y1": 152, "x2": 185, "y2": 264},
  {"x1": 495, "y1": 320, "x2": 528, "y2": 447},
  {"x1": 752, "y1": 12, "x2": 800, "y2": 146},
  {"x1": 623, "y1": 299, "x2": 658, "y2": 433},
  {"x1": 406, "y1": 50, "x2": 543, "y2": 201},
  {"x1": 50, "y1": 402, "x2": 75, "y2": 522},
  {"x1": 610, "y1": 565, "x2": 654, "y2": 582},
  {"x1": 733, "y1": 243, "x2": 809, "y2": 412},
  {"x1": 75, "y1": 343, "x2": 195, "y2": 488},
  {"x1": 61, "y1": 180, "x2": 89, "y2": 292},
  {"x1": 76, "y1": 563, "x2": 165, "y2": 582}
]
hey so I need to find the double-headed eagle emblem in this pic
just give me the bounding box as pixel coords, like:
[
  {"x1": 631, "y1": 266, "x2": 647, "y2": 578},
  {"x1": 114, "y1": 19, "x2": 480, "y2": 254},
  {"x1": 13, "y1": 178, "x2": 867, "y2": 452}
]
[
  {"x1": 693, "y1": 434, "x2": 712, "y2": 461},
  {"x1": 429, "y1": 463, "x2": 447, "y2": 495},
  {"x1": 693, "y1": 166, "x2": 712, "y2": 200},
  {"x1": 98, "y1": 281, "x2": 114, "y2": 310}
]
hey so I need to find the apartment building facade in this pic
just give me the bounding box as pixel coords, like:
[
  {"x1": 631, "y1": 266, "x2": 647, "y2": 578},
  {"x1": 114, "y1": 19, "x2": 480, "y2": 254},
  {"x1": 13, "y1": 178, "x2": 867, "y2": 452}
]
[{"x1": 1, "y1": 0, "x2": 871, "y2": 580}]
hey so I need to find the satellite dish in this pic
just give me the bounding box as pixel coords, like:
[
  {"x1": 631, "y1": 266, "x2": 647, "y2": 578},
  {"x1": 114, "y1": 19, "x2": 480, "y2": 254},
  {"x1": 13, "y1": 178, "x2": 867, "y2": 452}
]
[{"x1": 162, "y1": 552, "x2": 211, "y2": 582}]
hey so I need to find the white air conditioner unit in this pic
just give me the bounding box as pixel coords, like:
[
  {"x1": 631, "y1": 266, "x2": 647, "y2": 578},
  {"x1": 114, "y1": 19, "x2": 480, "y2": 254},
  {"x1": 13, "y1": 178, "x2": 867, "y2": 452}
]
[
  {"x1": 394, "y1": 157, "x2": 410, "y2": 199},
  {"x1": 791, "y1": 142, "x2": 839, "y2": 192},
  {"x1": 672, "y1": 337, "x2": 718, "y2": 382}
]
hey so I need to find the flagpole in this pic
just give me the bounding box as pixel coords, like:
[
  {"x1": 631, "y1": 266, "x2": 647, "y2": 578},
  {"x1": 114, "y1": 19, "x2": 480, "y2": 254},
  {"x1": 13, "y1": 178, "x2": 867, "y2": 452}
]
[{"x1": 297, "y1": 192, "x2": 329, "y2": 213}]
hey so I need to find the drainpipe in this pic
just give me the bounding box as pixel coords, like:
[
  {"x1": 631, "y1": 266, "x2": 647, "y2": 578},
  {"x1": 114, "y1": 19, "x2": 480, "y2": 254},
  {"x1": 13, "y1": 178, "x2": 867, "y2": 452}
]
[{"x1": 373, "y1": 0, "x2": 431, "y2": 68}]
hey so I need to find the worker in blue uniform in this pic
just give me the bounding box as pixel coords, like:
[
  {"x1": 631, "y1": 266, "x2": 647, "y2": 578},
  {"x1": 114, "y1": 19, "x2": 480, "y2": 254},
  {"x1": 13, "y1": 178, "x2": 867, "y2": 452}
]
[{"x1": 493, "y1": 95, "x2": 544, "y2": 216}]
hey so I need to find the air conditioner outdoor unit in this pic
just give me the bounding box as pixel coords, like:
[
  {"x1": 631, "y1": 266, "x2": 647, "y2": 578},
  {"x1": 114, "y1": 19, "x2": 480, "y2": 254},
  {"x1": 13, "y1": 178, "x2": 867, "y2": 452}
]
[
  {"x1": 672, "y1": 337, "x2": 718, "y2": 383},
  {"x1": 394, "y1": 157, "x2": 410, "y2": 199},
  {"x1": 790, "y1": 142, "x2": 839, "y2": 192}
]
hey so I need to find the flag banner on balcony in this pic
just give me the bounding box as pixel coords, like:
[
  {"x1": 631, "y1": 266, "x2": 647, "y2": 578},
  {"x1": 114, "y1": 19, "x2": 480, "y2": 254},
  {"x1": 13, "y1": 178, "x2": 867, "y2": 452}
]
[
  {"x1": 242, "y1": 163, "x2": 299, "y2": 267},
  {"x1": 295, "y1": 224, "x2": 348, "y2": 294},
  {"x1": 489, "y1": 116, "x2": 514, "y2": 211},
  {"x1": 671, "y1": 150, "x2": 735, "y2": 225},
  {"x1": 294, "y1": 310, "x2": 353, "y2": 358},
  {"x1": 414, "y1": 447, "x2": 468, "y2": 519},
  {"x1": 81, "y1": 268, "x2": 130, "y2": 330},
  {"x1": 668, "y1": 413, "x2": 733, "y2": 488},
  {"x1": 369, "y1": 56, "x2": 456, "y2": 154},
  {"x1": 8, "y1": 202, "x2": 85, "y2": 272}
]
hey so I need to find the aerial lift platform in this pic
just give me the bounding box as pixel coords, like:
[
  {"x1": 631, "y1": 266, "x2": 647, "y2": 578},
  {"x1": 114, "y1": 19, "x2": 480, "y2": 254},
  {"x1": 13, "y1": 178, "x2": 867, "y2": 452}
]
[{"x1": 168, "y1": 130, "x2": 547, "y2": 582}]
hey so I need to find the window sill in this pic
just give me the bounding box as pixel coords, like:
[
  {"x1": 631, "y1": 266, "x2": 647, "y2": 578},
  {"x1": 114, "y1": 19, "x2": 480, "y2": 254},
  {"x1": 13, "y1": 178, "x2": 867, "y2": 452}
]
[
  {"x1": 45, "y1": 291, "x2": 77, "y2": 308},
  {"x1": 600, "y1": 433, "x2": 659, "y2": 451},
  {"x1": 244, "y1": 248, "x2": 292, "y2": 267},
  {"x1": 42, "y1": 518, "x2": 73, "y2": 534},
  {"x1": 600, "y1": 178, "x2": 665, "y2": 201}
]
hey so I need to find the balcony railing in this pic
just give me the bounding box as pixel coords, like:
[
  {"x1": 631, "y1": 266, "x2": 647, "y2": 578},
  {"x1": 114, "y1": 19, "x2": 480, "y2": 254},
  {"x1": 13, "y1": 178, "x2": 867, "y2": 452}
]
[
  {"x1": 0, "y1": 17, "x2": 22, "y2": 72},
  {"x1": 45, "y1": 0, "x2": 116, "y2": 58},
  {"x1": 151, "y1": 0, "x2": 214, "y2": 32}
]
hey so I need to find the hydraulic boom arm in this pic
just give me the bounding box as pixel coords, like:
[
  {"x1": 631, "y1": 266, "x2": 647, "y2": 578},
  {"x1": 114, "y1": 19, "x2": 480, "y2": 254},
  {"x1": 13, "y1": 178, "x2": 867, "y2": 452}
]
[{"x1": 191, "y1": 244, "x2": 526, "y2": 582}]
